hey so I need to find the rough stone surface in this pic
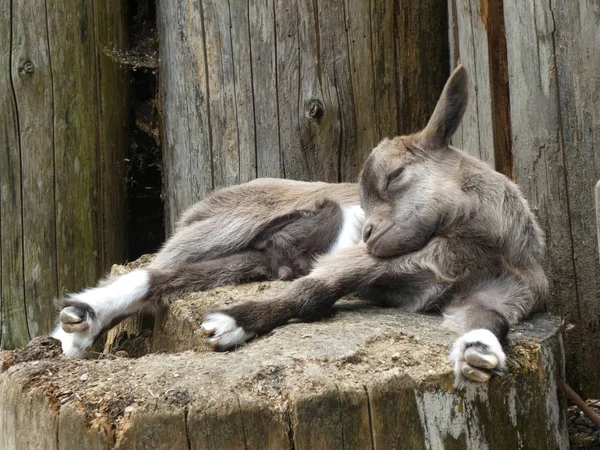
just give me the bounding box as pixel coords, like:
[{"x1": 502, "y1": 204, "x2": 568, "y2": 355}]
[{"x1": 0, "y1": 279, "x2": 568, "y2": 449}]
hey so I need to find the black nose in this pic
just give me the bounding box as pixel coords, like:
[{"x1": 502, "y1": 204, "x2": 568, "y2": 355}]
[{"x1": 363, "y1": 224, "x2": 373, "y2": 243}]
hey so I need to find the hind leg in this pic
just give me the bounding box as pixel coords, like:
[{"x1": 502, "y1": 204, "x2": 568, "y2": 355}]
[
  {"x1": 52, "y1": 251, "x2": 273, "y2": 357},
  {"x1": 443, "y1": 275, "x2": 536, "y2": 388}
]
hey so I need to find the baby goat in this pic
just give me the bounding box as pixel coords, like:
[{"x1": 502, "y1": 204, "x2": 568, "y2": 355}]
[{"x1": 52, "y1": 65, "x2": 548, "y2": 388}]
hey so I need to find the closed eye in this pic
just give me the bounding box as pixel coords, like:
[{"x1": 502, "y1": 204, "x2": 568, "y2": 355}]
[{"x1": 386, "y1": 167, "x2": 405, "y2": 189}]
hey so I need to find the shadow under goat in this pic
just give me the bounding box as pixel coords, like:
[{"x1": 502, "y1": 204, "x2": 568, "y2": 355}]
[{"x1": 52, "y1": 65, "x2": 548, "y2": 389}]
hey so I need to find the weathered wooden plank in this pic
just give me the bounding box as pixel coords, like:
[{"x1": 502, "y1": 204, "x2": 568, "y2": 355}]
[
  {"x1": 291, "y1": 385, "x2": 345, "y2": 449},
  {"x1": 157, "y1": 0, "x2": 213, "y2": 233},
  {"x1": 317, "y1": 0, "x2": 356, "y2": 183},
  {"x1": 58, "y1": 403, "x2": 112, "y2": 450},
  {"x1": 504, "y1": 0, "x2": 581, "y2": 390},
  {"x1": 449, "y1": 0, "x2": 494, "y2": 165},
  {"x1": 229, "y1": 0, "x2": 257, "y2": 183},
  {"x1": 202, "y1": 1, "x2": 240, "y2": 190},
  {"x1": 372, "y1": 0, "x2": 397, "y2": 139},
  {"x1": 1, "y1": 0, "x2": 127, "y2": 347},
  {"x1": 0, "y1": 0, "x2": 29, "y2": 349},
  {"x1": 93, "y1": 0, "x2": 128, "y2": 271},
  {"x1": 11, "y1": 0, "x2": 58, "y2": 338},
  {"x1": 116, "y1": 409, "x2": 189, "y2": 450},
  {"x1": 504, "y1": 0, "x2": 598, "y2": 394},
  {"x1": 276, "y1": 0, "x2": 347, "y2": 183},
  {"x1": 187, "y1": 393, "x2": 247, "y2": 450},
  {"x1": 396, "y1": 0, "x2": 449, "y2": 136},
  {"x1": 480, "y1": 0, "x2": 512, "y2": 178},
  {"x1": 274, "y1": 0, "x2": 307, "y2": 180},
  {"x1": 367, "y1": 375, "x2": 426, "y2": 450},
  {"x1": 236, "y1": 396, "x2": 291, "y2": 450},
  {"x1": 448, "y1": 0, "x2": 460, "y2": 67},
  {"x1": 451, "y1": 0, "x2": 600, "y2": 395},
  {"x1": 551, "y1": 0, "x2": 600, "y2": 395},
  {"x1": 46, "y1": 1, "x2": 100, "y2": 294},
  {"x1": 250, "y1": 0, "x2": 282, "y2": 178},
  {"x1": 0, "y1": 379, "x2": 59, "y2": 450},
  {"x1": 294, "y1": 0, "x2": 342, "y2": 182},
  {"x1": 343, "y1": 0, "x2": 378, "y2": 180}
]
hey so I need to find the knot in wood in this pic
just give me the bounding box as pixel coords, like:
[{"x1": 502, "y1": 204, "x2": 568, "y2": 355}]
[
  {"x1": 306, "y1": 99, "x2": 324, "y2": 121},
  {"x1": 20, "y1": 61, "x2": 35, "y2": 75}
]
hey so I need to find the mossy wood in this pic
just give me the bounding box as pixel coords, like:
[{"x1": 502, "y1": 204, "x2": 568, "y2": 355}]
[
  {"x1": 0, "y1": 1, "x2": 128, "y2": 348},
  {"x1": 157, "y1": 0, "x2": 449, "y2": 233},
  {"x1": 1, "y1": 279, "x2": 568, "y2": 449},
  {"x1": 449, "y1": 0, "x2": 600, "y2": 396}
]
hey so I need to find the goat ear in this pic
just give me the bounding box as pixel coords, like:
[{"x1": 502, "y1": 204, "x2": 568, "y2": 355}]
[{"x1": 419, "y1": 64, "x2": 469, "y2": 149}]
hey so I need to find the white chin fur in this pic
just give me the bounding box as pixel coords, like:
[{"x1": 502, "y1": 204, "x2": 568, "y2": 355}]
[{"x1": 201, "y1": 312, "x2": 255, "y2": 349}]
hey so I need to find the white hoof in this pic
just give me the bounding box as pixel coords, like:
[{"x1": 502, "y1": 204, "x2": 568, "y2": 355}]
[
  {"x1": 449, "y1": 329, "x2": 506, "y2": 389},
  {"x1": 201, "y1": 312, "x2": 255, "y2": 350},
  {"x1": 59, "y1": 306, "x2": 90, "y2": 333}
]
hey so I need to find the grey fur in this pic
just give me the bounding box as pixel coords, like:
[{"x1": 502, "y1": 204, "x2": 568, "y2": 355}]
[{"x1": 54, "y1": 65, "x2": 548, "y2": 387}]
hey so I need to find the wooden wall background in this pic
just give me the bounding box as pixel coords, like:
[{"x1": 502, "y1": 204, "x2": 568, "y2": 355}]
[
  {"x1": 157, "y1": 0, "x2": 450, "y2": 233},
  {"x1": 450, "y1": 0, "x2": 600, "y2": 395},
  {"x1": 0, "y1": 0, "x2": 128, "y2": 349}
]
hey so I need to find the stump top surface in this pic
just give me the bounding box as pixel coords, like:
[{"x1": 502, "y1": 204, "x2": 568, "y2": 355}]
[{"x1": 2, "y1": 282, "x2": 560, "y2": 419}]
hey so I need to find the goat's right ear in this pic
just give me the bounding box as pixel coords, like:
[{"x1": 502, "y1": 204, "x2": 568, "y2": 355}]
[{"x1": 418, "y1": 65, "x2": 469, "y2": 150}]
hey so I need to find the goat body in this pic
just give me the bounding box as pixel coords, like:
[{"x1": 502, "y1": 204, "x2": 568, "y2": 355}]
[{"x1": 52, "y1": 66, "x2": 548, "y2": 388}]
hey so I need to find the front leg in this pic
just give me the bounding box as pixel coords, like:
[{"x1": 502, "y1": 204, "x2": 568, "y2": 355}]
[{"x1": 202, "y1": 244, "x2": 379, "y2": 349}]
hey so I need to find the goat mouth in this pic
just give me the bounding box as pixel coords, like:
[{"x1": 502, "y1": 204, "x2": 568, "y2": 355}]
[{"x1": 365, "y1": 223, "x2": 395, "y2": 255}]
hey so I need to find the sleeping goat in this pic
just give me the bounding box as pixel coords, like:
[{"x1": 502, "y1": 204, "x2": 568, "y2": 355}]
[{"x1": 52, "y1": 65, "x2": 548, "y2": 388}]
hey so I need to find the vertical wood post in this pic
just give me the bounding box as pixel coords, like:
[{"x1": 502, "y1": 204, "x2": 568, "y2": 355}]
[{"x1": 0, "y1": 0, "x2": 128, "y2": 348}]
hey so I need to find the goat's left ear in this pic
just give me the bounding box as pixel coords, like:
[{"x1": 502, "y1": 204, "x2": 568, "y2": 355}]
[{"x1": 419, "y1": 65, "x2": 469, "y2": 149}]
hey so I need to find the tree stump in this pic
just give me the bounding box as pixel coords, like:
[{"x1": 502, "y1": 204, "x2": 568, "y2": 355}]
[{"x1": 1, "y1": 276, "x2": 568, "y2": 449}]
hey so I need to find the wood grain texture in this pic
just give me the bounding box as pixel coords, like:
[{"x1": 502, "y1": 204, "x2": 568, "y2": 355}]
[
  {"x1": 550, "y1": 0, "x2": 600, "y2": 395},
  {"x1": 229, "y1": 0, "x2": 256, "y2": 184},
  {"x1": 94, "y1": 0, "x2": 128, "y2": 272},
  {"x1": 203, "y1": 1, "x2": 241, "y2": 190},
  {"x1": 250, "y1": 0, "x2": 282, "y2": 179},
  {"x1": 448, "y1": 0, "x2": 494, "y2": 166},
  {"x1": 47, "y1": 0, "x2": 101, "y2": 295},
  {"x1": 58, "y1": 403, "x2": 113, "y2": 450},
  {"x1": 0, "y1": 0, "x2": 29, "y2": 348},
  {"x1": 11, "y1": 0, "x2": 57, "y2": 339},
  {"x1": 159, "y1": 0, "x2": 449, "y2": 233},
  {"x1": 480, "y1": 0, "x2": 512, "y2": 179},
  {"x1": 503, "y1": 0, "x2": 579, "y2": 385},
  {"x1": 157, "y1": 0, "x2": 214, "y2": 234},
  {"x1": 0, "y1": 0, "x2": 127, "y2": 348},
  {"x1": 396, "y1": 0, "x2": 449, "y2": 137}
]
